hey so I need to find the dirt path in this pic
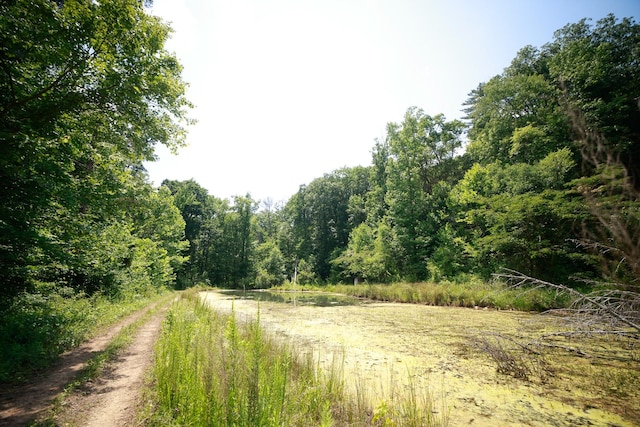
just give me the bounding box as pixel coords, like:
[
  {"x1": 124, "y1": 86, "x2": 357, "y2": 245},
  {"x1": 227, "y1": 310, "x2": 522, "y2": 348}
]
[
  {"x1": 0, "y1": 298, "x2": 171, "y2": 427},
  {"x1": 52, "y1": 304, "x2": 170, "y2": 427}
]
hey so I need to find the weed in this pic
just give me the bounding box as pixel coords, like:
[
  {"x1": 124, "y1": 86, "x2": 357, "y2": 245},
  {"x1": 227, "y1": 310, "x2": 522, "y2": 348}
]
[
  {"x1": 324, "y1": 279, "x2": 566, "y2": 312},
  {"x1": 149, "y1": 290, "x2": 448, "y2": 426},
  {"x1": 476, "y1": 335, "x2": 553, "y2": 383}
]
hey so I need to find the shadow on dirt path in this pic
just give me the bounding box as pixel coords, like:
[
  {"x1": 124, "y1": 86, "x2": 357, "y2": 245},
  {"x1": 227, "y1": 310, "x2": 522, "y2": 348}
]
[
  {"x1": 0, "y1": 297, "x2": 171, "y2": 427},
  {"x1": 51, "y1": 301, "x2": 172, "y2": 427}
]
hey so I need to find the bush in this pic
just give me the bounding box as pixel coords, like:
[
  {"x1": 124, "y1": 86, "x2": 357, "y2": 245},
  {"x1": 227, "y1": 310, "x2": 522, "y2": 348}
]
[{"x1": 0, "y1": 284, "x2": 161, "y2": 383}]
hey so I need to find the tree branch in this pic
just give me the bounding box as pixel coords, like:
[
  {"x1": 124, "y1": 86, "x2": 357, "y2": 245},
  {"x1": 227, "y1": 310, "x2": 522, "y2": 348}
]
[{"x1": 497, "y1": 269, "x2": 640, "y2": 334}]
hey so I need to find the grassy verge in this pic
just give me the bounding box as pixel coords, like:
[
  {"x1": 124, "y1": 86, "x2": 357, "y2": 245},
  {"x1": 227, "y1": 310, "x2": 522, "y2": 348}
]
[
  {"x1": 147, "y1": 290, "x2": 447, "y2": 426},
  {"x1": 275, "y1": 277, "x2": 567, "y2": 311},
  {"x1": 0, "y1": 286, "x2": 171, "y2": 384}
]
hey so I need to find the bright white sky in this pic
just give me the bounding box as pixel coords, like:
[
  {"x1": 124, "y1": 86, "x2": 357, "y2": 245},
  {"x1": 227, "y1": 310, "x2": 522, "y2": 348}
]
[{"x1": 145, "y1": 0, "x2": 638, "y2": 204}]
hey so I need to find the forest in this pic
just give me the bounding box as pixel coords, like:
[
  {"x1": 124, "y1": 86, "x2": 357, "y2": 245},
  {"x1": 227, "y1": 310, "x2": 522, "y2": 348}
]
[
  {"x1": 1, "y1": 0, "x2": 639, "y2": 385},
  {"x1": 165, "y1": 14, "x2": 639, "y2": 290}
]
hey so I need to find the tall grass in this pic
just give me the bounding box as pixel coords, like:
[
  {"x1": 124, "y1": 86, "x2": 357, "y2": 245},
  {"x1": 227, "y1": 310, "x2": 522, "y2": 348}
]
[
  {"x1": 149, "y1": 291, "x2": 447, "y2": 426},
  {"x1": 325, "y1": 278, "x2": 567, "y2": 311},
  {"x1": 0, "y1": 285, "x2": 168, "y2": 383}
]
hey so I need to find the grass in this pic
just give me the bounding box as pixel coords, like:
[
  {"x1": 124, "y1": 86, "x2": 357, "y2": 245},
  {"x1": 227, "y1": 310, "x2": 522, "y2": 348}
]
[
  {"x1": 147, "y1": 289, "x2": 448, "y2": 426},
  {"x1": 0, "y1": 284, "x2": 171, "y2": 384},
  {"x1": 275, "y1": 277, "x2": 568, "y2": 312}
]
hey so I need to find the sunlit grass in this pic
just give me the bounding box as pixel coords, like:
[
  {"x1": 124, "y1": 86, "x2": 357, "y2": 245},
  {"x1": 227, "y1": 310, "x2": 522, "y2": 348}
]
[
  {"x1": 148, "y1": 290, "x2": 448, "y2": 426},
  {"x1": 274, "y1": 277, "x2": 567, "y2": 312}
]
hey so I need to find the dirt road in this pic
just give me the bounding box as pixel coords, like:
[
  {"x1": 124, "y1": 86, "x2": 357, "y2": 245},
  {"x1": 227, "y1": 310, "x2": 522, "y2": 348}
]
[{"x1": 0, "y1": 299, "x2": 170, "y2": 427}]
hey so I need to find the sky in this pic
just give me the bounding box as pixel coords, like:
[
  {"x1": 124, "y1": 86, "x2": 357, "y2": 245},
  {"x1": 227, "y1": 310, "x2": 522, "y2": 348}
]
[{"x1": 144, "y1": 0, "x2": 639, "y2": 204}]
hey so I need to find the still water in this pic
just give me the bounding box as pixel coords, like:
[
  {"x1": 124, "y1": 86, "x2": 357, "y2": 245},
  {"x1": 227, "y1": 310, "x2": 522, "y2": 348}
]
[{"x1": 218, "y1": 289, "x2": 363, "y2": 307}]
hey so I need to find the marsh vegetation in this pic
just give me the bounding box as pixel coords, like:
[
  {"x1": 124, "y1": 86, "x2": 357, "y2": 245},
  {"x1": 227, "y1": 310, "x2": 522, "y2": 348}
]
[
  {"x1": 149, "y1": 290, "x2": 447, "y2": 426},
  {"x1": 192, "y1": 289, "x2": 638, "y2": 426},
  {"x1": 1, "y1": 4, "x2": 639, "y2": 426}
]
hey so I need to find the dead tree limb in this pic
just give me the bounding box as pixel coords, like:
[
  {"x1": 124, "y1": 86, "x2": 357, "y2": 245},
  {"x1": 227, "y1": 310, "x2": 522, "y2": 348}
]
[{"x1": 497, "y1": 269, "x2": 640, "y2": 335}]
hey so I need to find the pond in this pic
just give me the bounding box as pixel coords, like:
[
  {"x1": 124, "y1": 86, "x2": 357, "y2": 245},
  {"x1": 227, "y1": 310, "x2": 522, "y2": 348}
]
[
  {"x1": 201, "y1": 290, "x2": 637, "y2": 427},
  {"x1": 218, "y1": 289, "x2": 363, "y2": 307}
]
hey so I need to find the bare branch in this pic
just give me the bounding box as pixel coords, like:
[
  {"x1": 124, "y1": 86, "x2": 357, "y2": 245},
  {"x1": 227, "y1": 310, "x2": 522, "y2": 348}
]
[{"x1": 497, "y1": 269, "x2": 640, "y2": 334}]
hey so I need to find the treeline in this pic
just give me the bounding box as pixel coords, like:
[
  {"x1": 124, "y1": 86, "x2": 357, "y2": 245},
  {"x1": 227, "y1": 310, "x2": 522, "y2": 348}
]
[
  {"x1": 3, "y1": 9, "x2": 636, "y2": 300},
  {"x1": 169, "y1": 15, "x2": 639, "y2": 288}
]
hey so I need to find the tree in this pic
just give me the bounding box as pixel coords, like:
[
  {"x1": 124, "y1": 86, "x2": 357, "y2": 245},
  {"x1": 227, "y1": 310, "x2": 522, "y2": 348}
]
[
  {"x1": 0, "y1": 0, "x2": 192, "y2": 297},
  {"x1": 253, "y1": 240, "x2": 286, "y2": 288},
  {"x1": 224, "y1": 195, "x2": 257, "y2": 287},
  {"x1": 331, "y1": 218, "x2": 400, "y2": 283},
  {"x1": 546, "y1": 15, "x2": 640, "y2": 183},
  {"x1": 459, "y1": 14, "x2": 639, "y2": 284},
  {"x1": 450, "y1": 150, "x2": 594, "y2": 282},
  {"x1": 285, "y1": 167, "x2": 371, "y2": 281},
  {"x1": 384, "y1": 108, "x2": 465, "y2": 280},
  {"x1": 464, "y1": 73, "x2": 570, "y2": 166},
  {"x1": 162, "y1": 179, "x2": 215, "y2": 286},
  {"x1": 133, "y1": 185, "x2": 188, "y2": 280}
]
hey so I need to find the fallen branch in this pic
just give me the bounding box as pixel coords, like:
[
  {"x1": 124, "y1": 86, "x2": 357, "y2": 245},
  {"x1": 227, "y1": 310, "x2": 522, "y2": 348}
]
[{"x1": 497, "y1": 269, "x2": 640, "y2": 335}]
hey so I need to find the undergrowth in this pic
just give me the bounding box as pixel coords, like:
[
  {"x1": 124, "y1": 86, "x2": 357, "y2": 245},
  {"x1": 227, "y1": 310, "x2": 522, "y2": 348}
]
[{"x1": 0, "y1": 284, "x2": 169, "y2": 383}]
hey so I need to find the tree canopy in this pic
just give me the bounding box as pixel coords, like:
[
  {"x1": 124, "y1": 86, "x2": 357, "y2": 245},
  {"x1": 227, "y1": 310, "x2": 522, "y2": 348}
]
[
  {"x1": 2, "y1": 9, "x2": 637, "y2": 297},
  {"x1": 0, "y1": 0, "x2": 191, "y2": 299}
]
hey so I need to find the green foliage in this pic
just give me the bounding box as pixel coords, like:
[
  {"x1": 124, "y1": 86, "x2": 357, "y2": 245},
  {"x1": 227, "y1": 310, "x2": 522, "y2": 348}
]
[
  {"x1": 331, "y1": 219, "x2": 400, "y2": 283},
  {"x1": 285, "y1": 167, "x2": 372, "y2": 281},
  {"x1": 292, "y1": 258, "x2": 318, "y2": 285},
  {"x1": 0, "y1": 288, "x2": 91, "y2": 383},
  {"x1": 253, "y1": 241, "x2": 286, "y2": 288},
  {"x1": 0, "y1": 0, "x2": 191, "y2": 297},
  {"x1": 0, "y1": 286, "x2": 164, "y2": 383},
  {"x1": 459, "y1": 14, "x2": 640, "y2": 284},
  {"x1": 465, "y1": 74, "x2": 567, "y2": 165},
  {"x1": 573, "y1": 163, "x2": 640, "y2": 284},
  {"x1": 162, "y1": 181, "x2": 263, "y2": 288},
  {"x1": 383, "y1": 109, "x2": 466, "y2": 280},
  {"x1": 0, "y1": 0, "x2": 192, "y2": 383},
  {"x1": 547, "y1": 15, "x2": 640, "y2": 178}
]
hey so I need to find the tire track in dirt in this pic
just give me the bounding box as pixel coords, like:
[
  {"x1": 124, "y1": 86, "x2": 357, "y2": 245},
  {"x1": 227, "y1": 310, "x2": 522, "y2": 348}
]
[
  {"x1": 53, "y1": 302, "x2": 171, "y2": 427},
  {"x1": 0, "y1": 298, "x2": 170, "y2": 426}
]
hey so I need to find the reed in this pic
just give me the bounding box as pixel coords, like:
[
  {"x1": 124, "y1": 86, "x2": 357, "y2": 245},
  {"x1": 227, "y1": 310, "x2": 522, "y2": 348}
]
[
  {"x1": 328, "y1": 278, "x2": 566, "y2": 311},
  {"x1": 149, "y1": 290, "x2": 448, "y2": 426}
]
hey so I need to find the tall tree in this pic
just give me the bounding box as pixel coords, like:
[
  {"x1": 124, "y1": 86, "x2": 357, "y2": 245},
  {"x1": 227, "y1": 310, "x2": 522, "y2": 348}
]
[
  {"x1": 459, "y1": 14, "x2": 639, "y2": 283},
  {"x1": 546, "y1": 15, "x2": 640, "y2": 185},
  {"x1": 0, "y1": 0, "x2": 191, "y2": 297},
  {"x1": 384, "y1": 108, "x2": 465, "y2": 280}
]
